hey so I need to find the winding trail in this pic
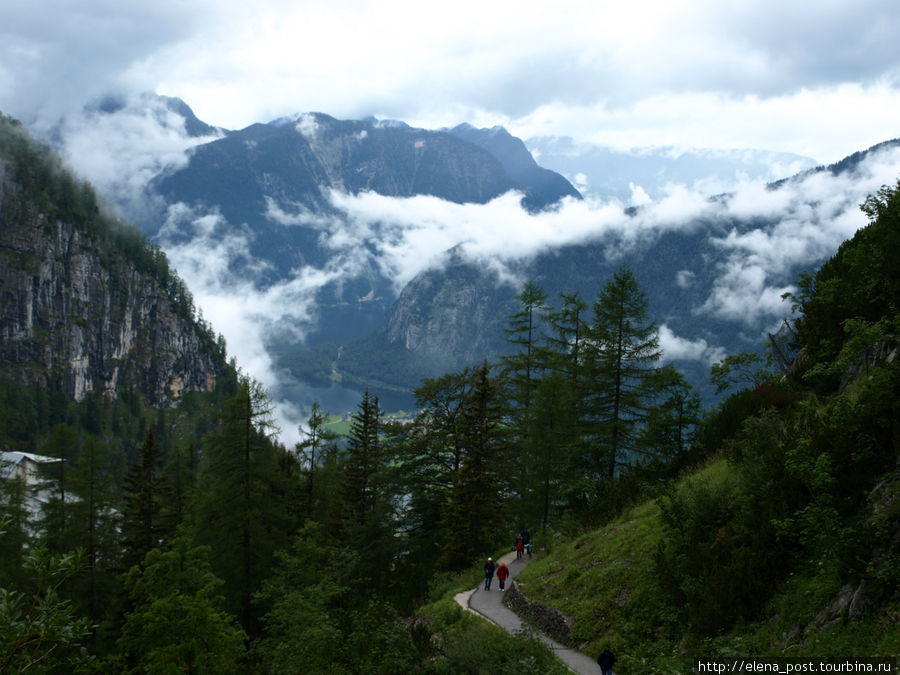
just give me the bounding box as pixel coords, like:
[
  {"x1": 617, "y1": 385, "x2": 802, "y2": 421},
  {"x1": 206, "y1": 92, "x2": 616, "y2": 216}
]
[{"x1": 454, "y1": 550, "x2": 602, "y2": 674}]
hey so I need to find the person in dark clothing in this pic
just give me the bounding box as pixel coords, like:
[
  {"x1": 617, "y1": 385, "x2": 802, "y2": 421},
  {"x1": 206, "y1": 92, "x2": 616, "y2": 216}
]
[
  {"x1": 522, "y1": 527, "x2": 531, "y2": 557},
  {"x1": 597, "y1": 647, "x2": 616, "y2": 675},
  {"x1": 483, "y1": 557, "x2": 495, "y2": 590}
]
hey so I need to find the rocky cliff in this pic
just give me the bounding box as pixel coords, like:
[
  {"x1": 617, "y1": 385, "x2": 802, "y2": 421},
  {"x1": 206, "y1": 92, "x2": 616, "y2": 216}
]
[{"x1": 0, "y1": 115, "x2": 225, "y2": 404}]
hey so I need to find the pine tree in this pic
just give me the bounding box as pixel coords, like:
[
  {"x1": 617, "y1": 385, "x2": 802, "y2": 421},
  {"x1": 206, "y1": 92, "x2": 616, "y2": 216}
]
[
  {"x1": 339, "y1": 389, "x2": 382, "y2": 526},
  {"x1": 68, "y1": 435, "x2": 119, "y2": 626},
  {"x1": 536, "y1": 292, "x2": 590, "y2": 528},
  {"x1": 391, "y1": 369, "x2": 474, "y2": 576},
  {"x1": 334, "y1": 390, "x2": 400, "y2": 592},
  {"x1": 585, "y1": 267, "x2": 661, "y2": 478},
  {"x1": 640, "y1": 365, "x2": 702, "y2": 463},
  {"x1": 37, "y1": 423, "x2": 80, "y2": 554}
]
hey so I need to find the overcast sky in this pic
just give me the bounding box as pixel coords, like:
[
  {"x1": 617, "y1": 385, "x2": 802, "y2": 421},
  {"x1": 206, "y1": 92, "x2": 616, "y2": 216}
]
[{"x1": 3, "y1": 0, "x2": 900, "y2": 163}]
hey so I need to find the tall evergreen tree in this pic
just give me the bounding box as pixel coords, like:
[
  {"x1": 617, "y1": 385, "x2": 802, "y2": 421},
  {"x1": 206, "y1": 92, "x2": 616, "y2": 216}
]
[
  {"x1": 439, "y1": 362, "x2": 507, "y2": 569},
  {"x1": 296, "y1": 402, "x2": 337, "y2": 520},
  {"x1": 68, "y1": 435, "x2": 119, "y2": 626},
  {"x1": 501, "y1": 281, "x2": 548, "y2": 412},
  {"x1": 640, "y1": 365, "x2": 702, "y2": 463},
  {"x1": 37, "y1": 423, "x2": 79, "y2": 554},
  {"x1": 499, "y1": 281, "x2": 548, "y2": 523},
  {"x1": 390, "y1": 369, "x2": 474, "y2": 578},
  {"x1": 585, "y1": 267, "x2": 661, "y2": 478},
  {"x1": 120, "y1": 431, "x2": 165, "y2": 572},
  {"x1": 0, "y1": 468, "x2": 31, "y2": 588},
  {"x1": 335, "y1": 389, "x2": 400, "y2": 592},
  {"x1": 194, "y1": 376, "x2": 288, "y2": 633},
  {"x1": 537, "y1": 292, "x2": 591, "y2": 527}
]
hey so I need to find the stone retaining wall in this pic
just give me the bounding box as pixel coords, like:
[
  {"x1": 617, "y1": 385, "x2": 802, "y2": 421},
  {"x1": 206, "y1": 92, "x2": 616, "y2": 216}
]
[{"x1": 504, "y1": 582, "x2": 574, "y2": 646}]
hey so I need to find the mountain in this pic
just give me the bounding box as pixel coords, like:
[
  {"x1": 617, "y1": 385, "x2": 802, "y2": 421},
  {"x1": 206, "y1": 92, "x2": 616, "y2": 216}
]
[
  {"x1": 447, "y1": 123, "x2": 582, "y2": 205},
  {"x1": 141, "y1": 109, "x2": 582, "y2": 347},
  {"x1": 0, "y1": 113, "x2": 228, "y2": 405},
  {"x1": 149, "y1": 113, "x2": 579, "y2": 270},
  {"x1": 45, "y1": 96, "x2": 900, "y2": 414},
  {"x1": 286, "y1": 138, "x2": 900, "y2": 406}
]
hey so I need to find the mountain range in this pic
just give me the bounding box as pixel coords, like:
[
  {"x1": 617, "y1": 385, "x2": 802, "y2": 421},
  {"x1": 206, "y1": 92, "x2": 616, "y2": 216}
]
[{"x1": 47, "y1": 95, "x2": 900, "y2": 414}]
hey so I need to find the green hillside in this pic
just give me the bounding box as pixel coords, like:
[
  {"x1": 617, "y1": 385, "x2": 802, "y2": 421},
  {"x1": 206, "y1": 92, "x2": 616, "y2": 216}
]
[
  {"x1": 511, "y1": 180, "x2": 900, "y2": 671},
  {"x1": 518, "y1": 451, "x2": 899, "y2": 671}
]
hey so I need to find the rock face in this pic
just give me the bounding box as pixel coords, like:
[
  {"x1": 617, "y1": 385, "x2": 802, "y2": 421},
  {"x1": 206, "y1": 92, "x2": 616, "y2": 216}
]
[
  {"x1": 375, "y1": 251, "x2": 518, "y2": 372},
  {"x1": 0, "y1": 129, "x2": 225, "y2": 405}
]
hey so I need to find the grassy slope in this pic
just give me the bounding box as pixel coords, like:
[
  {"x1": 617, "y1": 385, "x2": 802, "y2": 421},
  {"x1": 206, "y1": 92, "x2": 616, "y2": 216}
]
[{"x1": 514, "y1": 457, "x2": 900, "y2": 673}]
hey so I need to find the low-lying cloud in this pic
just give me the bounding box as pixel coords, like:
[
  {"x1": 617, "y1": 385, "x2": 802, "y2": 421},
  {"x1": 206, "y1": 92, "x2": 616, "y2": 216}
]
[
  {"x1": 160, "y1": 143, "x2": 900, "y2": 440},
  {"x1": 49, "y1": 102, "x2": 900, "y2": 442}
]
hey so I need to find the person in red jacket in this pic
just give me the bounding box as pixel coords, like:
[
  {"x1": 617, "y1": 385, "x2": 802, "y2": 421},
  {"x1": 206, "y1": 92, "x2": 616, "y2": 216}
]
[{"x1": 496, "y1": 561, "x2": 510, "y2": 591}]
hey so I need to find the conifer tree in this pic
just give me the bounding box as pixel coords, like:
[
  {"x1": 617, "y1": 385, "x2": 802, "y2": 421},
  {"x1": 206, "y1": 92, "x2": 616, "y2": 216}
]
[
  {"x1": 0, "y1": 469, "x2": 31, "y2": 588},
  {"x1": 339, "y1": 389, "x2": 382, "y2": 526},
  {"x1": 537, "y1": 292, "x2": 590, "y2": 527},
  {"x1": 391, "y1": 369, "x2": 474, "y2": 575},
  {"x1": 585, "y1": 267, "x2": 661, "y2": 478},
  {"x1": 499, "y1": 281, "x2": 548, "y2": 522},
  {"x1": 120, "y1": 431, "x2": 165, "y2": 571},
  {"x1": 37, "y1": 423, "x2": 80, "y2": 553},
  {"x1": 334, "y1": 389, "x2": 400, "y2": 591},
  {"x1": 440, "y1": 363, "x2": 506, "y2": 569},
  {"x1": 640, "y1": 365, "x2": 701, "y2": 462},
  {"x1": 296, "y1": 402, "x2": 337, "y2": 520},
  {"x1": 68, "y1": 435, "x2": 119, "y2": 625},
  {"x1": 194, "y1": 376, "x2": 287, "y2": 633}
]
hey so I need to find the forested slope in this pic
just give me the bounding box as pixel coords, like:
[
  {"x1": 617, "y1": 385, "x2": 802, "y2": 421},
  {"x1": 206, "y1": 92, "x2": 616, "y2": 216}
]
[{"x1": 514, "y1": 180, "x2": 900, "y2": 671}]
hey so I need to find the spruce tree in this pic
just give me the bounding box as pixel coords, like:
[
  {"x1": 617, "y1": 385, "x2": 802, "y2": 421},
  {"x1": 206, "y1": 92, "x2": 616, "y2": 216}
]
[{"x1": 335, "y1": 389, "x2": 398, "y2": 592}]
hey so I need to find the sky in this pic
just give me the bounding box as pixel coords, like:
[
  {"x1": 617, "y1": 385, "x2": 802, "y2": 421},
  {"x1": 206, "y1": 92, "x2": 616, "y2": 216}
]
[{"x1": 2, "y1": 0, "x2": 900, "y2": 163}]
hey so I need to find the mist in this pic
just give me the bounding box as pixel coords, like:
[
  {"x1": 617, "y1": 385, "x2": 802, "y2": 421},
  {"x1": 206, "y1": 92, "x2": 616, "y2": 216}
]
[{"x1": 152, "y1": 142, "x2": 900, "y2": 444}]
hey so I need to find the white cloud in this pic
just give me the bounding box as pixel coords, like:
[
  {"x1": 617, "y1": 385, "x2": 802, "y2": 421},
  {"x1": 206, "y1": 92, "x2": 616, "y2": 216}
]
[
  {"x1": 658, "y1": 324, "x2": 726, "y2": 366},
  {"x1": 4, "y1": 1, "x2": 900, "y2": 165},
  {"x1": 146, "y1": 142, "x2": 900, "y2": 442},
  {"x1": 57, "y1": 93, "x2": 220, "y2": 216},
  {"x1": 295, "y1": 113, "x2": 319, "y2": 139}
]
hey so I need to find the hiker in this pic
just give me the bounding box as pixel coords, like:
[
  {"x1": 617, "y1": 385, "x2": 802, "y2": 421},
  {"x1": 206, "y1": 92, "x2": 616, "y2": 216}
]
[
  {"x1": 483, "y1": 557, "x2": 495, "y2": 590},
  {"x1": 597, "y1": 647, "x2": 616, "y2": 675},
  {"x1": 496, "y1": 561, "x2": 509, "y2": 590},
  {"x1": 515, "y1": 533, "x2": 524, "y2": 560},
  {"x1": 522, "y1": 527, "x2": 532, "y2": 557}
]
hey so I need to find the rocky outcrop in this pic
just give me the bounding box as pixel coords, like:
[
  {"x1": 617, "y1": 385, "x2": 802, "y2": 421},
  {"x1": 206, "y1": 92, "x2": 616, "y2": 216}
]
[
  {"x1": 369, "y1": 250, "x2": 519, "y2": 377},
  {"x1": 0, "y1": 145, "x2": 224, "y2": 405}
]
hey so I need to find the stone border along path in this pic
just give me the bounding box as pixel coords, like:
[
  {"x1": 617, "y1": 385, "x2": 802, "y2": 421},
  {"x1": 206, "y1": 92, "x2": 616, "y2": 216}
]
[{"x1": 454, "y1": 550, "x2": 602, "y2": 674}]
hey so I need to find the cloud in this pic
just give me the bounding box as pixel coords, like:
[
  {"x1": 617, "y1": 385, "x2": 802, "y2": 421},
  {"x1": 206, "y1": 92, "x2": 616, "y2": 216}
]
[
  {"x1": 147, "y1": 141, "x2": 900, "y2": 443},
  {"x1": 699, "y1": 143, "x2": 900, "y2": 325},
  {"x1": 159, "y1": 203, "x2": 349, "y2": 444},
  {"x1": 56, "y1": 93, "x2": 220, "y2": 217},
  {"x1": 658, "y1": 324, "x2": 726, "y2": 366},
  {"x1": 4, "y1": 1, "x2": 900, "y2": 165}
]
